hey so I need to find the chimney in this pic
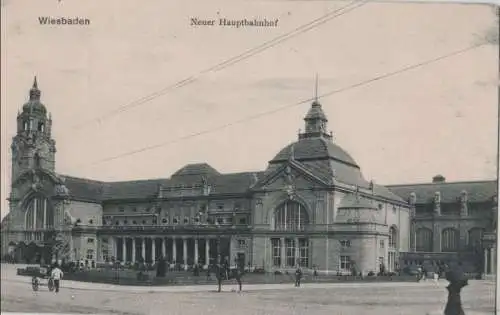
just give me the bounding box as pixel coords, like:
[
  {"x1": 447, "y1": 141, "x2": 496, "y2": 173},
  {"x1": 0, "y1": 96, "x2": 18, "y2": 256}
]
[{"x1": 432, "y1": 175, "x2": 446, "y2": 183}]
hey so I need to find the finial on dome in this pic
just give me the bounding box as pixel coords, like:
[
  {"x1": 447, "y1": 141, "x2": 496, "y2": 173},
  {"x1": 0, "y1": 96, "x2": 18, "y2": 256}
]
[
  {"x1": 314, "y1": 73, "x2": 319, "y2": 102},
  {"x1": 29, "y1": 76, "x2": 41, "y2": 101}
]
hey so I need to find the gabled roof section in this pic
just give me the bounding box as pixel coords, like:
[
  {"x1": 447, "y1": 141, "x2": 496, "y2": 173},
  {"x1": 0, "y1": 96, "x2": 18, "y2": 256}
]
[
  {"x1": 60, "y1": 175, "x2": 106, "y2": 203},
  {"x1": 387, "y1": 180, "x2": 497, "y2": 203}
]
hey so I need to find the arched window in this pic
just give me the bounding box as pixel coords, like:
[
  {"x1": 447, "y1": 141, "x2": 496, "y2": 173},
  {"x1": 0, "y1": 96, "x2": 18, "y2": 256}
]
[
  {"x1": 25, "y1": 195, "x2": 54, "y2": 230},
  {"x1": 34, "y1": 153, "x2": 41, "y2": 168},
  {"x1": 441, "y1": 228, "x2": 459, "y2": 252},
  {"x1": 416, "y1": 227, "x2": 433, "y2": 252},
  {"x1": 274, "y1": 200, "x2": 309, "y2": 231},
  {"x1": 467, "y1": 227, "x2": 485, "y2": 250},
  {"x1": 38, "y1": 122, "x2": 45, "y2": 132},
  {"x1": 388, "y1": 226, "x2": 398, "y2": 248}
]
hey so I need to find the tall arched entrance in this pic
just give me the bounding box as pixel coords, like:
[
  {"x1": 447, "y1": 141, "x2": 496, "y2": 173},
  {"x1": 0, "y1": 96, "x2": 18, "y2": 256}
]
[
  {"x1": 271, "y1": 200, "x2": 310, "y2": 269},
  {"x1": 23, "y1": 194, "x2": 55, "y2": 263}
]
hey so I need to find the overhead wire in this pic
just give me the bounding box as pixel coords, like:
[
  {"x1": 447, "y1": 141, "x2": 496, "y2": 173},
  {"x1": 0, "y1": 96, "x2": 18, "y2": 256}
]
[
  {"x1": 71, "y1": 0, "x2": 368, "y2": 130},
  {"x1": 79, "y1": 41, "x2": 487, "y2": 168}
]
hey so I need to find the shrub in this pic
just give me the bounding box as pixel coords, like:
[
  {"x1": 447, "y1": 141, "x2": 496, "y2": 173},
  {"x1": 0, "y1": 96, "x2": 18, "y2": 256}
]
[{"x1": 367, "y1": 271, "x2": 375, "y2": 276}]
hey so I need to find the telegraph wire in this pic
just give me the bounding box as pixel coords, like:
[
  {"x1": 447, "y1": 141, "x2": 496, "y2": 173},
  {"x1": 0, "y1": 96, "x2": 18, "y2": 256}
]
[
  {"x1": 71, "y1": 0, "x2": 367, "y2": 130},
  {"x1": 80, "y1": 41, "x2": 487, "y2": 168}
]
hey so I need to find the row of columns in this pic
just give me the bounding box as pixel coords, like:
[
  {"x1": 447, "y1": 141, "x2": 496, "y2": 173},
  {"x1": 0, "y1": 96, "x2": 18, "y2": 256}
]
[
  {"x1": 484, "y1": 246, "x2": 496, "y2": 275},
  {"x1": 115, "y1": 237, "x2": 211, "y2": 266}
]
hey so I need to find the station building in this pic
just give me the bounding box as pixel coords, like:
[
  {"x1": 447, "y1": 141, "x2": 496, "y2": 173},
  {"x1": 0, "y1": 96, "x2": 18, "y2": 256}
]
[{"x1": 1, "y1": 78, "x2": 496, "y2": 277}]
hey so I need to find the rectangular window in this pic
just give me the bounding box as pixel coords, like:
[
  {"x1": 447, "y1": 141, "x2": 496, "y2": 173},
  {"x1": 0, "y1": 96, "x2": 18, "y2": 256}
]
[
  {"x1": 238, "y1": 239, "x2": 246, "y2": 248},
  {"x1": 299, "y1": 238, "x2": 309, "y2": 268},
  {"x1": 102, "y1": 250, "x2": 109, "y2": 262},
  {"x1": 340, "y1": 240, "x2": 351, "y2": 248},
  {"x1": 285, "y1": 238, "x2": 296, "y2": 267},
  {"x1": 340, "y1": 255, "x2": 351, "y2": 272},
  {"x1": 86, "y1": 249, "x2": 94, "y2": 260},
  {"x1": 379, "y1": 240, "x2": 384, "y2": 248},
  {"x1": 239, "y1": 217, "x2": 247, "y2": 225},
  {"x1": 217, "y1": 203, "x2": 224, "y2": 210},
  {"x1": 118, "y1": 207, "x2": 124, "y2": 212},
  {"x1": 271, "y1": 238, "x2": 281, "y2": 267},
  {"x1": 87, "y1": 238, "x2": 95, "y2": 244}
]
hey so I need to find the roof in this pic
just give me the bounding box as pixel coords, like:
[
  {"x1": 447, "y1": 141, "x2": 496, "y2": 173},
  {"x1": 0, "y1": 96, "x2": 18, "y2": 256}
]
[
  {"x1": 171, "y1": 163, "x2": 220, "y2": 177},
  {"x1": 304, "y1": 101, "x2": 328, "y2": 121},
  {"x1": 387, "y1": 180, "x2": 498, "y2": 204},
  {"x1": 270, "y1": 137, "x2": 360, "y2": 168},
  {"x1": 60, "y1": 175, "x2": 105, "y2": 202}
]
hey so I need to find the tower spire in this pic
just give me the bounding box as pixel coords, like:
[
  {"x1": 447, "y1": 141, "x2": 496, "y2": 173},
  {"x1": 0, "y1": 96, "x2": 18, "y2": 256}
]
[
  {"x1": 314, "y1": 73, "x2": 319, "y2": 102},
  {"x1": 29, "y1": 76, "x2": 41, "y2": 101}
]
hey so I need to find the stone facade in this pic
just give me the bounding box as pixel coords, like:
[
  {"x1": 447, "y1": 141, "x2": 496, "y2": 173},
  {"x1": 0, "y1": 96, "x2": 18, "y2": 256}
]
[{"x1": 1, "y1": 79, "x2": 496, "y2": 277}]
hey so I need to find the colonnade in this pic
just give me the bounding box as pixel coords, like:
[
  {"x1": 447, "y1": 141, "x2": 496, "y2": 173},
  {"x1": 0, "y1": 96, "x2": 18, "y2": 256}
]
[
  {"x1": 113, "y1": 236, "x2": 213, "y2": 267},
  {"x1": 484, "y1": 246, "x2": 497, "y2": 275}
]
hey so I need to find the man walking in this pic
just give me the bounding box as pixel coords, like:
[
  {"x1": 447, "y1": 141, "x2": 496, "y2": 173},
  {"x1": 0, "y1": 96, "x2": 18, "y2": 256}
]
[
  {"x1": 50, "y1": 263, "x2": 64, "y2": 293},
  {"x1": 295, "y1": 266, "x2": 303, "y2": 287}
]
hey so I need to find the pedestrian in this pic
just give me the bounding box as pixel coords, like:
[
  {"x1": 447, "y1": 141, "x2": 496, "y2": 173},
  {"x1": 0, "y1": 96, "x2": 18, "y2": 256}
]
[
  {"x1": 235, "y1": 267, "x2": 243, "y2": 292},
  {"x1": 50, "y1": 263, "x2": 64, "y2": 293},
  {"x1": 295, "y1": 266, "x2": 303, "y2": 287}
]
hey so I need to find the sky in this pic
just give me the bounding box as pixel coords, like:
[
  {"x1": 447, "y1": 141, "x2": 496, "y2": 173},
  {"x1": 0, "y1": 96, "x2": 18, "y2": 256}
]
[{"x1": 1, "y1": 0, "x2": 498, "y2": 219}]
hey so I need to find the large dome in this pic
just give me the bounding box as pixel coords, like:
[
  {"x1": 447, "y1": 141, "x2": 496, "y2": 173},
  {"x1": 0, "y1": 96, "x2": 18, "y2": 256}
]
[{"x1": 269, "y1": 137, "x2": 359, "y2": 168}]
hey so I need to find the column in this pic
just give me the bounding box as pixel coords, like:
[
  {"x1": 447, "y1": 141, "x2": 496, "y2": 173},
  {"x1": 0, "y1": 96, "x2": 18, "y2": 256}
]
[
  {"x1": 162, "y1": 238, "x2": 166, "y2": 258},
  {"x1": 205, "y1": 238, "x2": 210, "y2": 266},
  {"x1": 141, "y1": 238, "x2": 146, "y2": 262},
  {"x1": 295, "y1": 237, "x2": 300, "y2": 267},
  {"x1": 114, "y1": 237, "x2": 118, "y2": 260},
  {"x1": 122, "y1": 237, "x2": 127, "y2": 262},
  {"x1": 490, "y1": 248, "x2": 495, "y2": 275},
  {"x1": 43, "y1": 199, "x2": 47, "y2": 229},
  {"x1": 280, "y1": 237, "x2": 285, "y2": 268},
  {"x1": 194, "y1": 238, "x2": 199, "y2": 265},
  {"x1": 132, "y1": 238, "x2": 136, "y2": 263},
  {"x1": 152, "y1": 238, "x2": 156, "y2": 262},
  {"x1": 484, "y1": 248, "x2": 489, "y2": 275},
  {"x1": 172, "y1": 238, "x2": 177, "y2": 263},
  {"x1": 33, "y1": 198, "x2": 37, "y2": 229},
  {"x1": 183, "y1": 238, "x2": 188, "y2": 269}
]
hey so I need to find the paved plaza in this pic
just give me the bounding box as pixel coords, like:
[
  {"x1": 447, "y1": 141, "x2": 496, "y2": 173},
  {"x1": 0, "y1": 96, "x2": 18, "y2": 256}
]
[{"x1": 1, "y1": 265, "x2": 496, "y2": 315}]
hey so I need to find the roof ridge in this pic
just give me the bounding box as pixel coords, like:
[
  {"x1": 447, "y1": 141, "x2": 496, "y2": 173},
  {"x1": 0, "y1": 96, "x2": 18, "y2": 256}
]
[{"x1": 386, "y1": 179, "x2": 497, "y2": 187}]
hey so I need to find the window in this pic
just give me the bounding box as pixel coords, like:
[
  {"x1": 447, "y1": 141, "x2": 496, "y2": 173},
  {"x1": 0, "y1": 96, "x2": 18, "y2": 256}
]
[
  {"x1": 378, "y1": 204, "x2": 383, "y2": 210},
  {"x1": 217, "y1": 218, "x2": 223, "y2": 225},
  {"x1": 340, "y1": 240, "x2": 351, "y2": 248},
  {"x1": 217, "y1": 203, "x2": 224, "y2": 210},
  {"x1": 285, "y1": 238, "x2": 296, "y2": 267},
  {"x1": 183, "y1": 217, "x2": 189, "y2": 224},
  {"x1": 152, "y1": 218, "x2": 157, "y2": 224},
  {"x1": 274, "y1": 200, "x2": 309, "y2": 232},
  {"x1": 102, "y1": 238, "x2": 109, "y2": 244},
  {"x1": 416, "y1": 228, "x2": 433, "y2": 252},
  {"x1": 392, "y1": 206, "x2": 397, "y2": 213},
  {"x1": 379, "y1": 240, "x2": 385, "y2": 249},
  {"x1": 115, "y1": 221, "x2": 119, "y2": 225},
  {"x1": 38, "y1": 122, "x2": 44, "y2": 132},
  {"x1": 271, "y1": 238, "x2": 281, "y2": 267},
  {"x1": 24, "y1": 195, "x2": 54, "y2": 229},
  {"x1": 132, "y1": 220, "x2": 137, "y2": 224},
  {"x1": 298, "y1": 238, "x2": 309, "y2": 268},
  {"x1": 388, "y1": 227, "x2": 398, "y2": 248},
  {"x1": 468, "y1": 228, "x2": 485, "y2": 250},
  {"x1": 102, "y1": 250, "x2": 109, "y2": 262},
  {"x1": 173, "y1": 217, "x2": 178, "y2": 224},
  {"x1": 227, "y1": 217, "x2": 233, "y2": 224},
  {"x1": 133, "y1": 207, "x2": 137, "y2": 212},
  {"x1": 238, "y1": 239, "x2": 247, "y2": 248},
  {"x1": 234, "y1": 202, "x2": 241, "y2": 211},
  {"x1": 89, "y1": 219, "x2": 94, "y2": 224},
  {"x1": 34, "y1": 154, "x2": 41, "y2": 168},
  {"x1": 441, "y1": 228, "x2": 459, "y2": 252},
  {"x1": 239, "y1": 218, "x2": 247, "y2": 225},
  {"x1": 340, "y1": 256, "x2": 351, "y2": 272},
  {"x1": 86, "y1": 249, "x2": 94, "y2": 260},
  {"x1": 87, "y1": 238, "x2": 95, "y2": 244},
  {"x1": 23, "y1": 121, "x2": 28, "y2": 131},
  {"x1": 119, "y1": 207, "x2": 124, "y2": 212},
  {"x1": 193, "y1": 217, "x2": 200, "y2": 224},
  {"x1": 142, "y1": 220, "x2": 147, "y2": 224},
  {"x1": 162, "y1": 218, "x2": 168, "y2": 224}
]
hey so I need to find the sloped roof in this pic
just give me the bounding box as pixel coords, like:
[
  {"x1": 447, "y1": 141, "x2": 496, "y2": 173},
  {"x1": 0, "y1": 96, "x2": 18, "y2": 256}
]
[
  {"x1": 171, "y1": 163, "x2": 220, "y2": 177},
  {"x1": 270, "y1": 138, "x2": 359, "y2": 168},
  {"x1": 60, "y1": 175, "x2": 105, "y2": 202},
  {"x1": 387, "y1": 180, "x2": 497, "y2": 204}
]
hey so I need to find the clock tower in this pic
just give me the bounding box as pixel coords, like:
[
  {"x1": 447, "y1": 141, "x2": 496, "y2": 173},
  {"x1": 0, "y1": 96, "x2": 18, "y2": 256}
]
[{"x1": 11, "y1": 77, "x2": 56, "y2": 183}]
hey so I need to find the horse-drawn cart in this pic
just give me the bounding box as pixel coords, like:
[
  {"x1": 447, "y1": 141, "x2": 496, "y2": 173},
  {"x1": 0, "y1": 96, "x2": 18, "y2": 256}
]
[{"x1": 31, "y1": 266, "x2": 55, "y2": 292}]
